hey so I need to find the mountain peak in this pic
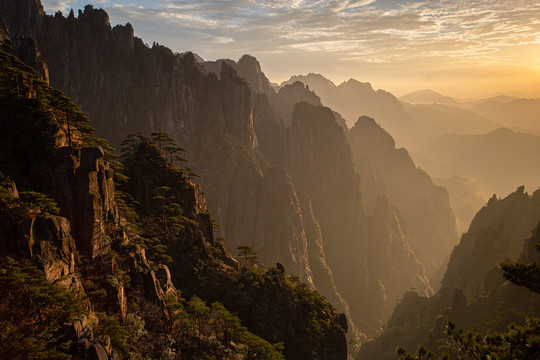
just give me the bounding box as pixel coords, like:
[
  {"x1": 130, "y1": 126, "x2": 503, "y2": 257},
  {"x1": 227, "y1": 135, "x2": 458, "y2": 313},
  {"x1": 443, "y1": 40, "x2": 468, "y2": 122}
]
[
  {"x1": 342, "y1": 78, "x2": 373, "y2": 92},
  {"x1": 400, "y1": 89, "x2": 458, "y2": 106},
  {"x1": 281, "y1": 73, "x2": 337, "y2": 89}
]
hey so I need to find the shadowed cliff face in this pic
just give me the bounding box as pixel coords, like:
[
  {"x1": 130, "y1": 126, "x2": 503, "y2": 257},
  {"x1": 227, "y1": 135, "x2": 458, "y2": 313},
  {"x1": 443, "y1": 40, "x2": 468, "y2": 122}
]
[
  {"x1": 358, "y1": 186, "x2": 540, "y2": 360},
  {"x1": 349, "y1": 116, "x2": 457, "y2": 287},
  {"x1": 2, "y1": 0, "x2": 458, "y2": 343},
  {"x1": 0, "y1": 1, "x2": 321, "y2": 305},
  {"x1": 282, "y1": 74, "x2": 422, "y2": 151},
  {"x1": 0, "y1": 43, "x2": 348, "y2": 360},
  {"x1": 441, "y1": 186, "x2": 540, "y2": 296},
  {"x1": 286, "y1": 103, "x2": 434, "y2": 331}
]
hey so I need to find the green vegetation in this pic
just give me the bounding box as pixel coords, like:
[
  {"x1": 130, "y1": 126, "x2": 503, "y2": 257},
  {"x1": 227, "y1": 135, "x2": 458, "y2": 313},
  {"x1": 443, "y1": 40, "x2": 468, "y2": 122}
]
[
  {"x1": 397, "y1": 240, "x2": 540, "y2": 360},
  {"x1": 500, "y1": 244, "x2": 540, "y2": 294},
  {"x1": 0, "y1": 258, "x2": 83, "y2": 360},
  {"x1": 18, "y1": 191, "x2": 60, "y2": 214},
  {"x1": 0, "y1": 41, "x2": 345, "y2": 358},
  {"x1": 95, "y1": 312, "x2": 129, "y2": 357},
  {"x1": 237, "y1": 244, "x2": 258, "y2": 270}
]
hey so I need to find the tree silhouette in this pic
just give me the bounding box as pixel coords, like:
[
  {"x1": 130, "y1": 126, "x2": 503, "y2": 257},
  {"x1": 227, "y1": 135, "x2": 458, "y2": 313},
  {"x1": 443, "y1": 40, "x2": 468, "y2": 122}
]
[
  {"x1": 151, "y1": 131, "x2": 174, "y2": 150},
  {"x1": 397, "y1": 234, "x2": 540, "y2": 360},
  {"x1": 164, "y1": 145, "x2": 186, "y2": 165},
  {"x1": 237, "y1": 245, "x2": 258, "y2": 269}
]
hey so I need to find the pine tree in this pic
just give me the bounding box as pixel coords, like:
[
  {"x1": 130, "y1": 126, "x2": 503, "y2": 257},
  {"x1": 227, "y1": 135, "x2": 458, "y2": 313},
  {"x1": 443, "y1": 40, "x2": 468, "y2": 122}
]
[{"x1": 237, "y1": 244, "x2": 258, "y2": 269}]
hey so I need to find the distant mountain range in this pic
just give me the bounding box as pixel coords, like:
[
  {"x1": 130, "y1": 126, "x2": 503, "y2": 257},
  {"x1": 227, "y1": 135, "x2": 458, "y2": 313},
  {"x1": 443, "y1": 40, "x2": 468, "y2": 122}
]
[
  {"x1": 413, "y1": 127, "x2": 540, "y2": 198},
  {"x1": 471, "y1": 96, "x2": 540, "y2": 132},
  {"x1": 281, "y1": 73, "x2": 421, "y2": 151},
  {"x1": 402, "y1": 102, "x2": 500, "y2": 137},
  {"x1": 400, "y1": 89, "x2": 461, "y2": 107}
]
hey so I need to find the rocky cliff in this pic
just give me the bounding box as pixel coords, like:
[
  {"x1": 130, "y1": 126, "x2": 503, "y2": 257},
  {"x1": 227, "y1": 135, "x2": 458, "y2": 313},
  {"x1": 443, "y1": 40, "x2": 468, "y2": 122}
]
[
  {"x1": 0, "y1": 40, "x2": 348, "y2": 359},
  {"x1": 349, "y1": 116, "x2": 457, "y2": 286},
  {"x1": 287, "y1": 102, "x2": 434, "y2": 331},
  {"x1": 0, "y1": 2, "x2": 322, "y2": 287},
  {"x1": 1, "y1": 0, "x2": 458, "y2": 346},
  {"x1": 282, "y1": 73, "x2": 422, "y2": 150},
  {"x1": 358, "y1": 187, "x2": 540, "y2": 360}
]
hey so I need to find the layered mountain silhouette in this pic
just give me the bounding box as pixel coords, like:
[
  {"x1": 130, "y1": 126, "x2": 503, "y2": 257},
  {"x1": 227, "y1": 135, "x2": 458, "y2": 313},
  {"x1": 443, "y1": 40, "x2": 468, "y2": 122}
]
[
  {"x1": 348, "y1": 116, "x2": 456, "y2": 285},
  {"x1": 399, "y1": 89, "x2": 461, "y2": 107},
  {"x1": 414, "y1": 127, "x2": 540, "y2": 198},
  {"x1": 281, "y1": 73, "x2": 422, "y2": 151},
  {"x1": 402, "y1": 102, "x2": 500, "y2": 137},
  {"x1": 0, "y1": 1, "x2": 460, "y2": 349},
  {"x1": 2, "y1": 2, "x2": 539, "y2": 360},
  {"x1": 359, "y1": 186, "x2": 540, "y2": 360},
  {"x1": 0, "y1": 37, "x2": 349, "y2": 358},
  {"x1": 470, "y1": 96, "x2": 540, "y2": 133}
]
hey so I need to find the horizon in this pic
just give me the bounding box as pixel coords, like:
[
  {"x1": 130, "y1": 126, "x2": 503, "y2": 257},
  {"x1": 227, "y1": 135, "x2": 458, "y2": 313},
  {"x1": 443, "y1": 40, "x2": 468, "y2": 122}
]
[{"x1": 41, "y1": 0, "x2": 540, "y2": 99}]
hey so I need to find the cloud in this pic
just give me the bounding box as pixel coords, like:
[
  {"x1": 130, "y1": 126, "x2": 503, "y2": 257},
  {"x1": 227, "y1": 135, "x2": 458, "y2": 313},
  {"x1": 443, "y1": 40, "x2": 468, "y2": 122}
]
[
  {"x1": 41, "y1": 0, "x2": 540, "y2": 54},
  {"x1": 40, "y1": 0, "x2": 540, "y2": 95}
]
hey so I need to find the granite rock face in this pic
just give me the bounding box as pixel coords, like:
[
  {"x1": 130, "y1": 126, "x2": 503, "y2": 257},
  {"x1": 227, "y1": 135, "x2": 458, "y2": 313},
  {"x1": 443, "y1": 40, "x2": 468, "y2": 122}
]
[
  {"x1": 349, "y1": 116, "x2": 457, "y2": 287},
  {"x1": 358, "y1": 187, "x2": 540, "y2": 360},
  {"x1": 20, "y1": 215, "x2": 75, "y2": 280},
  {"x1": 2, "y1": 0, "x2": 456, "y2": 343},
  {"x1": 19, "y1": 214, "x2": 85, "y2": 294},
  {"x1": 441, "y1": 186, "x2": 540, "y2": 296},
  {"x1": 64, "y1": 315, "x2": 120, "y2": 360},
  {"x1": 129, "y1": 245, "x2": 178, "y2": 304},
  {"x1": 253, "y1": 166, "x2": 313, "y2": 284},
  {"x1": 47, "y1": 146, "x2": 118, "y2": 259},
  {"x1": 287, "y1": 102, "x2": 433, "y2": 332}
]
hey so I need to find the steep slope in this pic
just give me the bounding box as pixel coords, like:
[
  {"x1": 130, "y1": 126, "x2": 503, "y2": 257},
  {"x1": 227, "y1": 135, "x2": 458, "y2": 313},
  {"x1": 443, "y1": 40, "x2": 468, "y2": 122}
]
[
  {"x1": 0, "y1": 43, "x2": 348, "y2": 360},
  {"x1": 358, "y1": 187, "x2": 540, "y2": 360},
  {"x1": 441, "y1": 186, "x2": 540, "y2": 296},
  {"x1": 1, "y1": 1, "x2": 324, "y2": 286},
  {"x1": 282, "y1": 73, "x2": 422, "y2": 150},
  {"x1": 288, "y1": 103, "x2": 433, "y2": 332},
  {"x1": 349, "y1": 116, "x2": 457, "y2": 285},
  {"x1": 0, "y1": 1, "x2": 358, "y2": 340},
  {"x1": 2, "y1": 1, "x2": 457, "y2": 344}
]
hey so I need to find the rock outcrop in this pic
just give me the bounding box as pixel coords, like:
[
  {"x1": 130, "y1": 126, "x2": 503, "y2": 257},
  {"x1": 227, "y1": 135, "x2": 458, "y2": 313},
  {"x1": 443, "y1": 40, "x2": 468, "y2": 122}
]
[
  {"x1": 64, "y1": 315, "x2": 120, "y2": 360},
  {"x1": 48, "y1": 146, "x2": 118, "y2": 259},
  {"x1": 349, "y1": 116, "x2": 457, "y2": 286},
  {"x1": 1, "y1": 1, "x2": 456, "y2": 346},
  {"x1": 441, "y1": 186, "x2": 540, "y2": 296},
  {"x1": 20, "y1": 215, "x2": 79, "y2": 285},
  {"x1": 0, "y1": 42, "x2": 348, "y2": 359},
  {"x1": 282, "y1": 74, "x2": 422, "y2": 150},
  {"x1": 287, "y1": 102, "x2": 433, "y2": 332},
  {"x1": 358, "y1": 187, "x2": 540, "y2": 360}
]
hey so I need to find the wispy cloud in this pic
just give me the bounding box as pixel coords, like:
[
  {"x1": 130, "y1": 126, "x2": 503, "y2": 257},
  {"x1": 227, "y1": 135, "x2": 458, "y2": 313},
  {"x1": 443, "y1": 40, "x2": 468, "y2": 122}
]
[{"x1": 40, "y1": 0, "x2": 540, "y2": 96}]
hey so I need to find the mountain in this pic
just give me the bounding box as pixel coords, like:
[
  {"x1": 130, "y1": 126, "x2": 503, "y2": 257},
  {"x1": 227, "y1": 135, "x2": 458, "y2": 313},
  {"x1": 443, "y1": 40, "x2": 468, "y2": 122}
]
[
  {"x1": 433, "y1": 176, "x2": 486, "y2": 234},
  {"x1": 399, "y1": 89, "x2": 460, "y2": 107},
  {"x1": 282, "y1": 74, "x2": 422, "y2": 150},
  {"x1": 201, "y1": 54, "x2": 273, "y2": 96},
  {"x1": 348, "y1": 116, "x2": 457, "y2": 286},
  {"x1": 1, "y1": 0, "x2": 459, "y2": 347},
  {"x1": 402, "y1": 102, "x2": 500, "y2": 137},
  {"x1": 470, "y1": 96, "x2": 540, "y2": 132},
  {"x1": 358, "y1": 186, "x2": 540, "y2": 360},
  {"x1": 0, "y1": 37, "x2": 347, "y2": 359},
  {"x1": 287, "y1": 103, "x2": 437, "y2": 331},
  {"x1": 413, "y1": 127, "x2": 540, "y2": 198}
]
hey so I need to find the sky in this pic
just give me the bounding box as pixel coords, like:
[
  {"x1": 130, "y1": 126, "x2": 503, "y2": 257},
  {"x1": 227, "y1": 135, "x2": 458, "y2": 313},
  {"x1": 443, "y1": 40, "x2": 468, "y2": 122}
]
[{"x1": 41, "y1": 0, "x2": 540, "y2": 99}]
